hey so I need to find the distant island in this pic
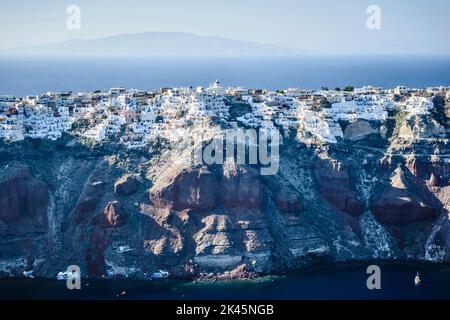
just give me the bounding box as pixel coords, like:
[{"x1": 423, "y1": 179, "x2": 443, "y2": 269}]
[{"x1": 1, "y1": 32, "x2": 305, "y2": 56}]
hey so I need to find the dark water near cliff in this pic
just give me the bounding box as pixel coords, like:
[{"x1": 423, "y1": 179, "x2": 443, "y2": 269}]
[
  {"x1": 0, "y1": 263, "x2": 449, "y2": 300},
  {"x1": 1, "y1": 55, "x2": 450, "y2": 96}
]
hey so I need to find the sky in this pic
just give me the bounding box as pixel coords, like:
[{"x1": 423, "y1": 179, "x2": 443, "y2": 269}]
[{"x1": 0, "y1": 0, "x2": 449, "y2": 54}]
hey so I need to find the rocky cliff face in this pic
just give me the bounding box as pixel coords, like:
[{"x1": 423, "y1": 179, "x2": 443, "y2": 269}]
[
  {"x1": 0, "y1": 101, "x2": 449, "y2": 279},
  {"x1": 372, "y1": 167, "x2": 438, "y2": 225},
  {"x1": 0, "y1": 163, "x2": 48, "y2": 227}
]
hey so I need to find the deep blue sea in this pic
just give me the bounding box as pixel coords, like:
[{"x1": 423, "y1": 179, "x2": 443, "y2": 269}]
[
  {"x1": 0, "y1": 55, "x2": 450, "y2": 96},
  {"x1": 0, "y1": 263, "x2": 449, "y2": 300}
]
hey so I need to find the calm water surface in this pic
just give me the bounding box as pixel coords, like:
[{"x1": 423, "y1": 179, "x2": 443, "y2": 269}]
[
  {"x1": 1, "y1": 55, "x2": 449, "y2": 96},
  {"x1": 0, "y1": 263, "x2": 449, "y2": 300}
]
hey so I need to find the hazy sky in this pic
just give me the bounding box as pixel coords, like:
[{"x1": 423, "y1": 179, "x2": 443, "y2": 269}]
[{"x1": 1, "y1": 0, "x2": 449, "y2": 54}]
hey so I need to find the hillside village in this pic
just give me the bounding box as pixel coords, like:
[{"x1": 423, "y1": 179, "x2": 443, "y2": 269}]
[
  {"x1": 1, "y1": 81, "x2": 450, "y2": 282},
  {"x1": 1, "y1": 81, "x2": 449, "y2": 147}
]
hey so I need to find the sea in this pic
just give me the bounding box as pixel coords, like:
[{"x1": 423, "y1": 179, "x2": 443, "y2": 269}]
[
  {"x1": 0, "y1": 263, "x2": 449, "y2": 300},
  {"x1": 0, "y1": 55, "x2": 450, "y2": 96}
]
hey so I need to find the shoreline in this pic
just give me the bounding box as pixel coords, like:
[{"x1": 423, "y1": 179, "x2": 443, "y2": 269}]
[{"x1": 2, "y1": 259, "x2": 449, "y2": 283}]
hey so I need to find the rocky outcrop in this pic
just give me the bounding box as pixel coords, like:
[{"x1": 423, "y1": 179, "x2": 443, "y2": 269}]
[
  {"x1": 0, "y1": 163, "x2": 48, "y2": 225},
  {"x1": 97, "y1": 201, "x2": 127, "y2": 228},
  {"x1": 406, "y1": 156, "x2": 450, "y2": 182},
  {"x1": 429, "y1": 173, "x2": 441, "y2": 187},
  {"x1": 220, "y1": 163, "x2": 262, "y2": 209},
  {"x1": 149, "y1": 166, "x2": 219, "y2": 211},
  {"x1": 398, "y1": 115, "x2": 446, "y2": 141},
  {"x1": 193, "y1": 211, "x2": 272, "y2": 272},
  {"x1": 372, "y1": 167, "x2": 438, "y2": 225},
  {"x1": 74, "y1": 180, "x2": 106, "y2": 224},
  {"x1": 372, "y1": 194, "x2": 436, "y2": 225},
  {"x1": 406, "y1": 157, "x2": 431, "y2": 179},
  {"x1": 149, "y1": 162, "x2": 266, "y2": 212},
  {"x1": 343, "y1": 120, "x2": 377, "y2": 141},
  {"x1": 114, "y1": 174, "x2": 139, "y2": 196},
  {"x1": 314, "y1": 157, "x2": 364, "y2": 216}
]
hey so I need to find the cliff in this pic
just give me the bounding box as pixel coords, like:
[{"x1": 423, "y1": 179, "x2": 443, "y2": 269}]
[{"x1": 0, "y1": 98, "x2": 449, "y2": 279}]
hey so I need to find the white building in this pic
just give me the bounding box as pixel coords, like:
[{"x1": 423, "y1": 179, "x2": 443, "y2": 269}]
[
  {"x1": 329, "y1": 95, "x2": 389, "y2": 122},
  {"x1": 394, "y1": 86, "x2": 409, "y2": 95},
  {"x1": 401, "y1": 96, "x2": 434, "y2": 116},
  {"x1": 297, "y1": 101, "x2": 343, "y2": 144}
]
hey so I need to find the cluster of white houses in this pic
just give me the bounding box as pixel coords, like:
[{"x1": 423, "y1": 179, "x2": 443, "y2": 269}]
[{"x1": 0, "y1": 83, "x2": 448, "y2": 146}]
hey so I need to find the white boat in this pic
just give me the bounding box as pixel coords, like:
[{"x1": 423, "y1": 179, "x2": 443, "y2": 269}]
[
  {"x1": 57, "y1": 271, "x2": 70, "y2": 280},
  {"x1": 57, "y1": 270, "x2": 81, "y2": 281},
  {"x1": 117, "y1": 245, "x2": 134, "y2": 253},
  {"x1": 414, "y1": 271, "x2": 421, "y2": 286},
  {"x1": 22, "y1": 270, "x2": 34, "y2": 279},
  {"x1": 151, "y1": 270, "x2": 169, "y2": 279}
]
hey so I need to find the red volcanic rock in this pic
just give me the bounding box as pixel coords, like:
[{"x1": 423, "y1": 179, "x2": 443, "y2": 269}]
[
  {"x1": 429, "y1": 173, "x2": 441, "y2": 187},
  {"x1": 86, "y1": 225, "x2": 111, "y2": 277},
  {"x1": 76, "y1": 197, "x2": 98, "y2": 213},
  {"x1": 406, "y1": 157, "x2": 450, "y2": 181},
  {"x1": 114, "y1": 175, "x2": 139, "y2": 196},
  {"x1": 406, "y1": 157, "x2": 429, "y2": 179},
  {"x1": 372, "y1": 194, "x2": 436, "y2": 225},
  {"x1": 314, "y1": 159, "x2": 364, "y2": 216},
  {"x1": 275, "y1": 186, "x2": 303, "y2": 213},
  {"x1": 149, "y1": 163, "x2": 267, "y2": 212},
  {"x1": 372, "y1": 167, "x2": 437, "y2": 225},
  {"x1": 221, "y1": 164, "x2": 262, "y2": 209},
  {"x1": 149, "y1": 166, "x2": 219, "y2": 211},
  {"x1": 74, "y1": 197, "x2": 99, "y2": 223},
  {"x1": 98, "y1": 201, "x2": 127, "y2": 228},
  {"x1": 0, "y1": 164, "x2": 49, "y2": 224},
  {"x1": 264, "y1": 175, "x2": 304, "y2": 213}
]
